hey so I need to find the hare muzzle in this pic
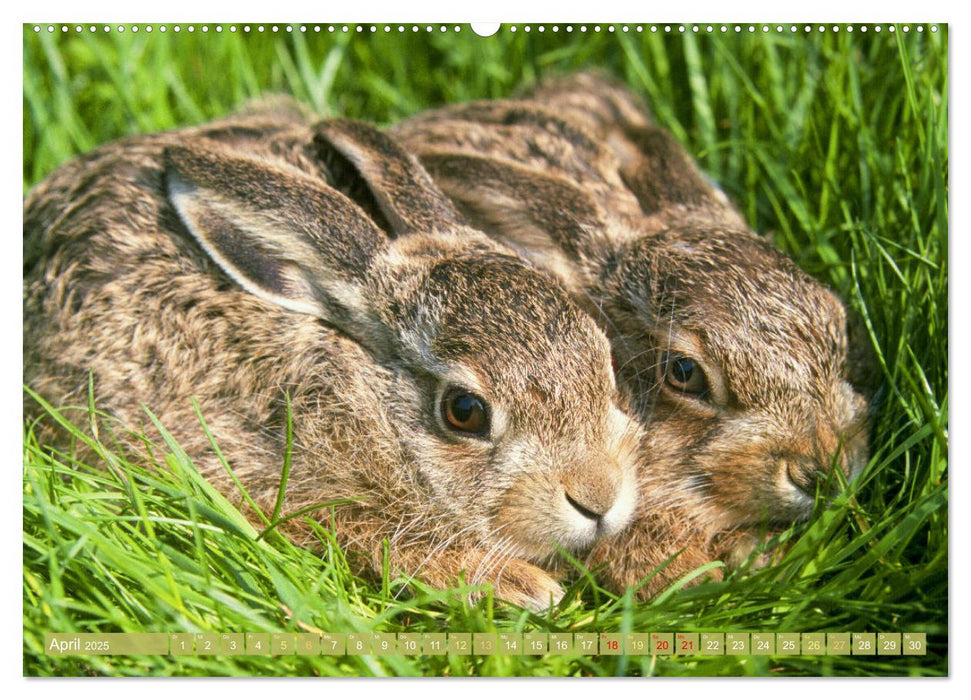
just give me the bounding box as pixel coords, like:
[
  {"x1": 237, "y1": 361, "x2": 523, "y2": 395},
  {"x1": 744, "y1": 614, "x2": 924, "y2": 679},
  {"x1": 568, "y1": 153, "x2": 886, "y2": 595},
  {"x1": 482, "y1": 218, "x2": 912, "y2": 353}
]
[
  {"x1": 777, "y1": 453, "x2": 839, "y2": 503},
  {"x1": 561, "y1": 461, "x2": 635, "y2": 540},
  {"x1": 776, "y1": 422, "x2": 866, "y2": 508}
]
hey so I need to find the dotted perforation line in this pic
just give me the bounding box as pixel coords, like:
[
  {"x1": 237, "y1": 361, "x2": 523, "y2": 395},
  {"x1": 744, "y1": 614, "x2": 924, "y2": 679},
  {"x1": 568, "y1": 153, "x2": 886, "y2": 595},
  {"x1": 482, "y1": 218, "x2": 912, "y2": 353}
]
[
  {"x1": 506, "y1": 24, "x2": 936, "y2": 33},
  {"x1": 30, "y1": 24, "x2": 467, "y2": 34},
  {"x1": 31, "y1": 24, "x2": 940, "y2": 35}
]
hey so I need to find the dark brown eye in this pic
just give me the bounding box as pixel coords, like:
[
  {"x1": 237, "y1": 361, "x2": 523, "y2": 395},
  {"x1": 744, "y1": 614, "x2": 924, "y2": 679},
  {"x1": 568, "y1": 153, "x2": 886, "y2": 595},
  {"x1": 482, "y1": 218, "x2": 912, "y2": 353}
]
[
  {"x1": 441, "y1": 387, "x2": 490, "y2": 437},
  {"x1": 661, "y1": 352, "x2": 708, "y2": 398}
]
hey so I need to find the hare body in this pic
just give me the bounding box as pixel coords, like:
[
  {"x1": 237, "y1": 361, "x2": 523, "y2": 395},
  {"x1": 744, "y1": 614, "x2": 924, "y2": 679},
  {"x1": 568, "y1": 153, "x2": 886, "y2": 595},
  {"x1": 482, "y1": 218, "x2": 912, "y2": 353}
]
[
  {"x1": 393, "y1": 73, "x2": 876, "y2": 598},
  {"x1": 24, "y1": 108, "x2": 641, "y2": 610}
]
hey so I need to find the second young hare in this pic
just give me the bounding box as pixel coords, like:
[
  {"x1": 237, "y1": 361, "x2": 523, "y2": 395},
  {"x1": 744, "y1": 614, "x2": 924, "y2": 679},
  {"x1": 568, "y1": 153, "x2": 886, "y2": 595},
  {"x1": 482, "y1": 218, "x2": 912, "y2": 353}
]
[
  {"x1": 393, "y1": 73, "x2": 877, "y2": 598},
  {"x1": 23, "y1": 110, "x2": 640, "y2": 610}
]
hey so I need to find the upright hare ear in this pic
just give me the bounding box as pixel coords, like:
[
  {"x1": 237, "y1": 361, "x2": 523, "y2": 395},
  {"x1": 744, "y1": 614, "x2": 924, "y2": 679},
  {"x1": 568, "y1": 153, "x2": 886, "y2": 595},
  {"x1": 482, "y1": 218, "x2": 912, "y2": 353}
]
[
  {"x1": 416, "y1": 151, "x2": 608, "y2": 268},
  {"x1": 619, "y1": 126, "x2": 727, "y2": 213},
  {"x1": 313, "y1": 119, "x2": 467, "y2": 237},
  {"x1": 164, "y1": 144, "x2": 386, "y2": 343}
]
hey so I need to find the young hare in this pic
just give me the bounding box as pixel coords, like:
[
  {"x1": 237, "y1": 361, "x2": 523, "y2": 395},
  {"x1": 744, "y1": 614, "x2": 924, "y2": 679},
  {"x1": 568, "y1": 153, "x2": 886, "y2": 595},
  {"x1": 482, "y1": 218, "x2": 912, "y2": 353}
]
[
  {"x1": 23, "y1": 110, "x2": 641, "y2": 610},
  {"x1": 393, "y1": 72, "x2": 878, "y2": 598}
]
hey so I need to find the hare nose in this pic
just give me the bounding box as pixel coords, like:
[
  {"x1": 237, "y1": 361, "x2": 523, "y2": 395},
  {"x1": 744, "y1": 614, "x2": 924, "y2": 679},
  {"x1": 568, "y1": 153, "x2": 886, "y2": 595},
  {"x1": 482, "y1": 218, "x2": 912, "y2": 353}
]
[
  {"x1": 565, "y1": 490, "x2": 607, "y2": 522},
  {"x1": 785, "y1": 453, "x2": 841, "y2": 496},
  {"x1": 562, "y1": 471, "x2": 621, "y2": 523},
  {"x1": 786, "y1": 457, "x2": 821, "y2": 496}
]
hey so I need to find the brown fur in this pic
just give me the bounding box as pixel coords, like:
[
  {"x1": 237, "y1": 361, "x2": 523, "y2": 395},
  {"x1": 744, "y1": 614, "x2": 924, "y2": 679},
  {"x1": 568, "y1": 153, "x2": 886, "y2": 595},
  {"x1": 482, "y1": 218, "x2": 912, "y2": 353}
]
[
  {"x1": 23, "y1": 105, "x2": 643, "y2": 611},
  {"x1": 393, "y1": 73, "x2": 877, "y2": 599}
]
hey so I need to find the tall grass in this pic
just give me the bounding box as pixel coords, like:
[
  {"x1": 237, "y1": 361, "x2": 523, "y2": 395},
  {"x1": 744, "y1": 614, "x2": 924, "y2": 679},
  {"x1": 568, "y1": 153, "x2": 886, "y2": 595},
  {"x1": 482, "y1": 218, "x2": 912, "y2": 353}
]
[{"x1": 22, "y1": 23, "x2": 947, "y2": 677}]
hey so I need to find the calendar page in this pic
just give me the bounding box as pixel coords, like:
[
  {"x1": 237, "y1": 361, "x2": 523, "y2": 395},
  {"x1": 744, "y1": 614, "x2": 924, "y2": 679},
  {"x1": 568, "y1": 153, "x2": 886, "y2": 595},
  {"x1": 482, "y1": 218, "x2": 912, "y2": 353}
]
[{"x1": 22, "y1": 19, "x2": 947, "y2": 679}]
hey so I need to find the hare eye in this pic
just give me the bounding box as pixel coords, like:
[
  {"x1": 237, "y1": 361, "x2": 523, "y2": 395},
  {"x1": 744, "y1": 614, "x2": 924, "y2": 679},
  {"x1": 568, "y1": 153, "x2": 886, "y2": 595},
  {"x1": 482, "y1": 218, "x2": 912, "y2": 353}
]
[
  {"x1": 441, "y1": 387, "x2": 490, "y2": 437},
  {"x1": 661, "y1": 352, "x2": 708, "y2": 397}
]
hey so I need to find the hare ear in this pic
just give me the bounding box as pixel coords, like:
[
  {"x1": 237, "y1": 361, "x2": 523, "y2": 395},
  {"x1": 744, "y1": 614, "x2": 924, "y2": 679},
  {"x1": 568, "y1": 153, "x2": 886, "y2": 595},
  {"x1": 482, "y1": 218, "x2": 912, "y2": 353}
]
[
  {"x1": 416, "y1": 151, "x2": 607, "y2": 267},
  {"x1": 523, "y1": 70, "x2": 654, "y2": 134},
  {"x1": 313, "y1": 119, "x2": 467, "y2": 237},
  {"x1": 619, "y1": 126, "x2": 726, "y2": 213},
  {"x1": 164, "y1": 144, "x2": 385, "y2": 338}
]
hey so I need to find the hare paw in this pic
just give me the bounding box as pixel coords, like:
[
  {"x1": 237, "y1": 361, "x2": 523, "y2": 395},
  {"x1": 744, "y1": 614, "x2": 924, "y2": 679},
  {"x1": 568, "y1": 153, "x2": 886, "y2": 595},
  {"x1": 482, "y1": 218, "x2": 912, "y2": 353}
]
[{"x1": 491, "y1": 559, "x2": 564, "y2": 611}]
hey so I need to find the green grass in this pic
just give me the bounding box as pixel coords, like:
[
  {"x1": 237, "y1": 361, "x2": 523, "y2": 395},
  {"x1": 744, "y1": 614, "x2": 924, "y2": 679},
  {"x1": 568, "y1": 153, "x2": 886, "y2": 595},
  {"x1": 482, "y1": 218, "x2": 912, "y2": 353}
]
[{"x1": 22, "y1": 23, "x2": 947, "y2": 677}]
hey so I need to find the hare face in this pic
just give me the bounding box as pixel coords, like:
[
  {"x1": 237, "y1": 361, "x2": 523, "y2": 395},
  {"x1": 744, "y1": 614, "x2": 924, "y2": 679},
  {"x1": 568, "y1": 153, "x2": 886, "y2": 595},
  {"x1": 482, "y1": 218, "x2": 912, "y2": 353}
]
[
  {"x1": 372, "y1": 247, "x2": 641, "y2": 562},
  {"x1": 606, "y1": 229, "x2": 871, "y2": 528}
]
